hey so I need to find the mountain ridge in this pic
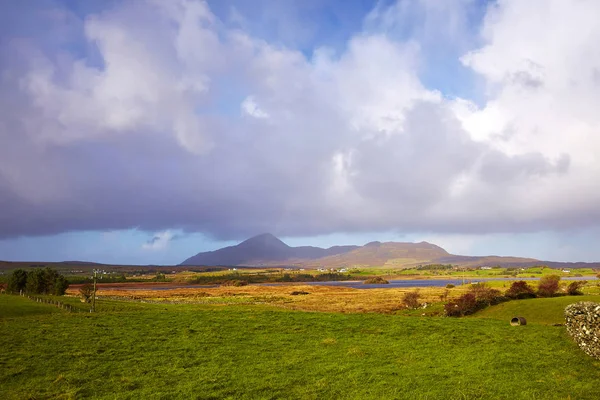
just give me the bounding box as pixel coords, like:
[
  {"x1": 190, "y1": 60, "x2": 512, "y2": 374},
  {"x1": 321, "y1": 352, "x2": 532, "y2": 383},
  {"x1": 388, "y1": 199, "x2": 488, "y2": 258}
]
[{"x1": 180, "y1": 233, "x2": 599, "y2": 269}]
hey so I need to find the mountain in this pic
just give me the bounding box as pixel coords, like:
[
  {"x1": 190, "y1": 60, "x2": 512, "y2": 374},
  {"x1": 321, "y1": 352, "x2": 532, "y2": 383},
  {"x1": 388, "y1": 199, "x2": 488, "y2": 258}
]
[
  {"x1": 181, "y1": 234, "x2": 449, "y2": 267},
  {"x1": 180, "y1": 233, "x2": 360, "y2": 266},
  {"x1": 180, "y1": 233, "x2": 600, "y2": 269}
]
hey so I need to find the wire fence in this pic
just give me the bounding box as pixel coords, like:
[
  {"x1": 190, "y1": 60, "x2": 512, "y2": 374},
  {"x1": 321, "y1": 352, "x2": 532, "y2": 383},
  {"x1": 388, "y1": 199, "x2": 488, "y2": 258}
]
[{"x1": 24, "y1": 294, "x2": 80, "y2": 312}]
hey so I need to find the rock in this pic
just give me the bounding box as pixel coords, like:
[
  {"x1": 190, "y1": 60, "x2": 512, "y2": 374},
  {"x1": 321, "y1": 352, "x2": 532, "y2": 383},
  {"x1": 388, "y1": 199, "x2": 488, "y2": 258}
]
[{"x1": 565, "y1": 302, "x2": 600, "y2": 360}]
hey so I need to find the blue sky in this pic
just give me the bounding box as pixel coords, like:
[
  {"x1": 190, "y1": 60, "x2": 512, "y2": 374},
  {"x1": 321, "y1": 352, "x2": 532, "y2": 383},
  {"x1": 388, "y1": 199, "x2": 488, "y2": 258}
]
[{"x1": 1, "y1": 0, "x2": 600, "y2": 264}]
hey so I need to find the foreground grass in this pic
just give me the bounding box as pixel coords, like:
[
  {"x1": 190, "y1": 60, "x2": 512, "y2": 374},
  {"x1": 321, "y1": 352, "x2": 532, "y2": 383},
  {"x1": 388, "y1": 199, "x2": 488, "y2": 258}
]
[
  {"x1": 471, "y1": 295, "x2": 600, "y2": 325},
  {"x1": 1, "y1": 295, "x2": 599, "y2": 399}
]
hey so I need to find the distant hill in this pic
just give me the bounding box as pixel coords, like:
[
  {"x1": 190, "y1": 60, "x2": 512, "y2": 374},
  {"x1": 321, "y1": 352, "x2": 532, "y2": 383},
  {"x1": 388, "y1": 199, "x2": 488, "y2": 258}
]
[
  {"x1": 180, "y1": 233, "x2": 360, "y2": 266},
  {"x1": 180, "y1": 233, "x2": 600, "y2": 269}
]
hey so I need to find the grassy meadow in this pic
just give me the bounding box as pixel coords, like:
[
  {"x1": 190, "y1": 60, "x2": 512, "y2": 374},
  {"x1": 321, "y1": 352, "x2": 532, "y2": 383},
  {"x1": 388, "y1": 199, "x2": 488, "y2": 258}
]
[
  {"x1": 471, "y1": 294, "x2": 600, "y2": 325},
  {"x1": 2, "y1": 292, "x2": 600, "y2": 399}
]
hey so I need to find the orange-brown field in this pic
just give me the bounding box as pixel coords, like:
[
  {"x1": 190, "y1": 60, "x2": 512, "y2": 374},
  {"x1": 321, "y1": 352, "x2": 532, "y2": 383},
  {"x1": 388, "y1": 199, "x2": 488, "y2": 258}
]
[{"x1": 67, "y1": 282, "x2": 468, "y2": 314}]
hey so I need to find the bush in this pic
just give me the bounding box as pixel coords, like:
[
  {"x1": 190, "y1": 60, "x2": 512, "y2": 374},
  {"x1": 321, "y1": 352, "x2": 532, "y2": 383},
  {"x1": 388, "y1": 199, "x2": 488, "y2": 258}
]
[
  {"x1": 79, "y1": 284, "x2": 94, "y2": 303},
  {"x1": 364, "y1": 277, "x2": 389, "y2": 284},
  {"x1": 538, "y1": 275, "x2": 561, "y2": 297},
  {"x1": 444, "y1": 283, "x2": 507, "y2": 317},
  {"x1": 445, "y1": 293, "x2": 478, "y2": 317},
  {"x1": 445, "y1": 284, "x2": 455, "y2": 289},
  {"x1": 402, "y1": 290, "x2": 421, "y2": 309},
  {"x1": 566, "y1": 281, "x2": 587, "y2": 295},
  {"x1": 221, "y1": 280, "x2": 248, "y2": 287},
  {"x1": 439, "y1": 289, "x2": 450, "y2": 302},
  {"x1": 505, "y1": 281, "x2": 536, "y2": 299},
  {"x1": 279, "y1": 273, "x2": 294, "y2": 282},
  {"x1": 151, "y1": 273, "x2": 167, "y2": 282},
  {"x1": 469, "y1": 283, "x2": 504, "y2": 306}
]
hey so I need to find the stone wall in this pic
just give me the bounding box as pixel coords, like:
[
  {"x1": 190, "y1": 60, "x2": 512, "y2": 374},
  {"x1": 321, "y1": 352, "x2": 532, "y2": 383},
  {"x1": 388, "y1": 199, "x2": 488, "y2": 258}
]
[{"x1": 564, "y1": 301, "x2": 600, "y2": 360}]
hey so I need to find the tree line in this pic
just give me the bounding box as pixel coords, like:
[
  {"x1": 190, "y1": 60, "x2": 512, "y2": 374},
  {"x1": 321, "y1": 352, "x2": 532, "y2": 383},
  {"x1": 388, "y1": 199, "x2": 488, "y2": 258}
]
[{"x1": 6, "y1": 268, "x2": 69, "y2": 295}]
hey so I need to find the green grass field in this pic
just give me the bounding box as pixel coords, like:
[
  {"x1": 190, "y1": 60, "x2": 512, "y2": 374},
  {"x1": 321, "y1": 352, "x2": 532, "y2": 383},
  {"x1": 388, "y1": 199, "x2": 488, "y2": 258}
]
[
  {"x1": 1, "y1": 294, "x2": 599, "y2": 399},
  {"x1": 471, "y1": 295, "x2": 600, "y2": 325}
]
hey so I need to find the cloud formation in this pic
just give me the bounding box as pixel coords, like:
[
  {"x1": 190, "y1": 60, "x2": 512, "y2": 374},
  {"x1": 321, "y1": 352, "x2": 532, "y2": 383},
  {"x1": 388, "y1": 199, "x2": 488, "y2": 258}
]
[
  {"x1": 1, "y1": 0, "x2": 599, "y2": 242},
  {"x1": 142, "y1": 230, "x2": 178, "y2": 251}
]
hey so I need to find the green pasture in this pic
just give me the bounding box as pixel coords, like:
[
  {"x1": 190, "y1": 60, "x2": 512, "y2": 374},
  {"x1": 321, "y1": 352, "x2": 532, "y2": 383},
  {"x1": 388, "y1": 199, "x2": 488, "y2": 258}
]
[
  {"x1": 471, "y1": 295, "x2": 600, "y2": 325},
  {"x1": 1, "y1": 294, "x2": 599, "y2": 399}
]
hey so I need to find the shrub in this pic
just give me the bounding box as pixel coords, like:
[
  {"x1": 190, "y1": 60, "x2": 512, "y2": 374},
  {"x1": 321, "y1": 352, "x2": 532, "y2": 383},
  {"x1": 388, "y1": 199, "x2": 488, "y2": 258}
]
[
  {"x1": 364, "y1": 277, "x2": 389, "y2": 284},
  {"x1": 79, "y1": 284, "x2": 94, "y2": 303},
  {"x1": 278, "y1": 273, "x2": 294, "y2": 282},
  {"x1": 445, "y1": 283, "x2": 507, "y2": 317},
  {"x1": 290, "y1": 291, "x2": 310, "y2": 296},
  {"x1": 402, "y1": 290, "x2": 421, "y2": 309},
  {"x1": 445, "y1": 293, "x2": 478, "y2": 317},
  {"x1": 469, "y1": 283, "x2": 504, "y2": 306},
  {"x1": 221, "y1": 280, "x2": 248, "y2": 287},
  {"x1": 152, "y1": 273, "x2": 167, "y2": 282},
  {"x1": 445, "y1": 284, "x2": 455, "y2": 289},
  {"x1": 538, "y1": 275, "x2": 561, "y2": 297},
  {"x1": 566, "y1": 281, "x2": 587, "y2": 295},
  {"x1": 505, "y1": 281, "x2": 536, "y2": 299},
  {"x1": 439, "y1": 289, "x2": 450, "y2": 302}
]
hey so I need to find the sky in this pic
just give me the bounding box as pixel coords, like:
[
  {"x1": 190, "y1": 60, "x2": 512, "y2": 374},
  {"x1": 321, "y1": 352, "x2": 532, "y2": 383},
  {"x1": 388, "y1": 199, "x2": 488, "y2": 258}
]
[{"x1": 1, "y1": 0, "x2": 600, "y2": 265}]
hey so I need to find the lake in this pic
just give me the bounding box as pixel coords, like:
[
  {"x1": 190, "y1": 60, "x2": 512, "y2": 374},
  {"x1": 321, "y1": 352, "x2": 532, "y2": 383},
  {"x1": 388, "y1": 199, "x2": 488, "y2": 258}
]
[
  {"x1": 108, "y1": 276, "x2": 597, "y2": 291},
  {"x1": 297, "y1": 276, "x2": 597, "y2": 290}
]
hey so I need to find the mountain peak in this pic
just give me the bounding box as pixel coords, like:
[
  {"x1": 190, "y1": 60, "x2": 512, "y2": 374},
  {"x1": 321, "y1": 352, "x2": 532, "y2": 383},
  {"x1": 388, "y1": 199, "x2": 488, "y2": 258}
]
[
  {"x1": 181, "y1": 235, "x2": 446, "y2": 267},
  {"x1": 240, "y1": 233, "x2": 289, "y2": 248}
]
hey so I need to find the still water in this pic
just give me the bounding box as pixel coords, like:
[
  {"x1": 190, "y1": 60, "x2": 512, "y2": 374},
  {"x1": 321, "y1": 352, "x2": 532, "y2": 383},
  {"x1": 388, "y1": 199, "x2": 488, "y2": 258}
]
[
  {"x1": 302, "y1": 276, "x2": 597, "y2": 290},
  {"x1": 114, "y1": 276, "x2": 596, "y2": 291}
]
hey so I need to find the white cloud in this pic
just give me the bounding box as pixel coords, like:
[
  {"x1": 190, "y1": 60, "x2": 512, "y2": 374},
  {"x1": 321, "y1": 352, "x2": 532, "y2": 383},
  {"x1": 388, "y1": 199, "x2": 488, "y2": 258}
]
[
  {"x1": 142, "y1": 230, "x2": 176, "y2": 251},
  {"x1": 1, "y1": 0, "x2": 600, "y2": 244},
  {"x1": 241, "y1": 96, "x2": 269, "y2": 119}
]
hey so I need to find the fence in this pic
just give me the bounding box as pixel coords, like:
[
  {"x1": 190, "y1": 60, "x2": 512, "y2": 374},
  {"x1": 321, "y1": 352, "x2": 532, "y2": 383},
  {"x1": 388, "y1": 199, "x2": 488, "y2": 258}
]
[{"x1": 18, "y1": 292, "x2": 79, "y2": 312}]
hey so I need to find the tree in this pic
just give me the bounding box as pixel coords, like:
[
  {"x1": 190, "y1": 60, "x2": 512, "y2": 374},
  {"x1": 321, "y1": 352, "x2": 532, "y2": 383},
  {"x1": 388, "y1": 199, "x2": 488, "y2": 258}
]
[
  {"x1": 42, "y1": 267, "x2": 59, "y2": 295},
  {"x1": 537, "y1": 275, "x2": 561, "y2": 297},
  {"x1": 13, "y1": 268, "x2": 71, "y2": 295},
  {"x1": 567, "y1": 280, "x2": 587, "y2": 296},
  {"x1": 79, "y1": 284, "x2": 93, "y2": 303},
  {"x1": 7, "y1": 269, "x2": 28, "y2": 293},
  {"x1": 505, "y1": 281, "x2": 536, "y2": 299},
  {"x1": 402, "y1": 290, "x2": 421, "y2": 309},
  {"x1": 26, "y1": 269, "x2": 46, "y2": 294},
  {"x1": 53, "y1": 275, "x2": 69, "y2": 296}
]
